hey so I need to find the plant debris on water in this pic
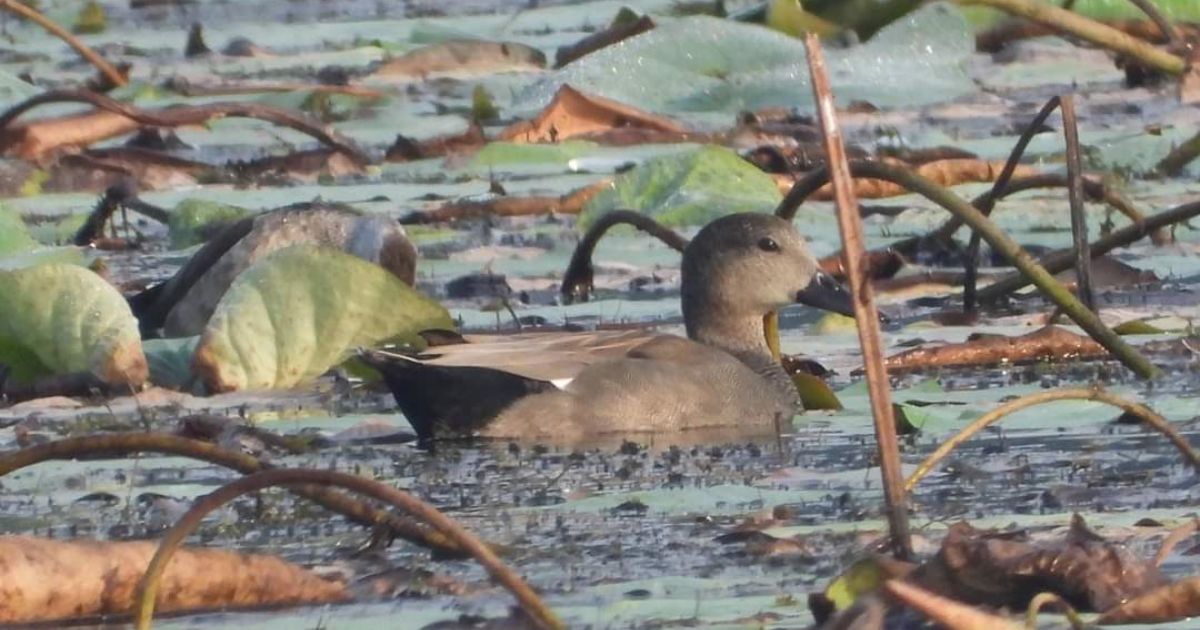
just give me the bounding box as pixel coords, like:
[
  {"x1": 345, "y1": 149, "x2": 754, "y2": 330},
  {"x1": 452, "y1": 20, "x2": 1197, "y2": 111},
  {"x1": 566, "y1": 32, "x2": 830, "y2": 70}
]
[{"x1": 0, "y1": 0, "x2": 1199, "y2": 627}]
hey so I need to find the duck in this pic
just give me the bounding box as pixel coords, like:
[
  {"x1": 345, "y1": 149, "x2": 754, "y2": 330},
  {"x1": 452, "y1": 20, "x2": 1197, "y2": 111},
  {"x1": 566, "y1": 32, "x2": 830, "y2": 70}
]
[{"x1": 359, "y1": 212, "x2": 855, "y2": 443}]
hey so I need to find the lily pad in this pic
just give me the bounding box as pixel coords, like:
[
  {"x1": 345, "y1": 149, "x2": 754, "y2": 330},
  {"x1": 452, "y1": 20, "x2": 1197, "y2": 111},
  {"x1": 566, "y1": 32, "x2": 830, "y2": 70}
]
[
  {"x1": 0, "y1": 264, "x2": 146, "y2": 386},
  {"x1": 0, "y1": 210, "x2": 36, "y2": 256},
  {"x1": 518, "y1": 3, "x2": 974, "y2": 117},
  {"x1": 193, "y1": 245, "x2": 453, "y2": 392},
  {"x1": 168, "y1": 199, "x2": 253, "y2": 249},
  {"x1": 581, "y1": 144, "x2": 781, "y2": 227}
]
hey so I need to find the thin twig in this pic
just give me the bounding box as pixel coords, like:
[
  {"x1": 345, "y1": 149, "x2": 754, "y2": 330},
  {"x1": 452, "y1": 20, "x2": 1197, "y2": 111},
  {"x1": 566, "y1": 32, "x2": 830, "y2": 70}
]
[
  {"x1": 0, "y1": 433, "x2": 468, "y2": 556},
  {"x1": 1061, "y1": 94, "x2": 1095, "y2": 309},
  {"x1": 0, "y1": 0, "x2": 126, "y2": 88},
  {"x1": 133, "y1": 469, "x2": 564, "y2": 630},
  {"x1": 905, "y1": 388, "x2": 1199, "y2": 492},
  {"x1": 964, "y1": 96, "x2": 1061, "y2": 312},
  {"x1": 1126, "y1": 0, "x2": 1182, "y2": 47},
  {"x1": 1157, "y1": 129, "x2": 1200, "y2": 177},
  {"x1": 955, "y1": 0, "x2": 1186, "y2": 75},
  {"x1": 805, "y1": 34, "x2": 911, "y2": 560},
  {"x1": 977, "y1": 199, "x2": 1200, "y2": 302},
  {"x1": 779, "y1": 159, "x2": 1162, "y2": 378}
]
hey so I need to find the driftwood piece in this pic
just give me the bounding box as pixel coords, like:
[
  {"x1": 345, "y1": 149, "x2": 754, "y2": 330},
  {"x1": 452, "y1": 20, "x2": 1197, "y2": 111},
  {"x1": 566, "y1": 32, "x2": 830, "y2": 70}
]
[{"x1": 0, "y1": 535, "x2": 347, "y2": 624}]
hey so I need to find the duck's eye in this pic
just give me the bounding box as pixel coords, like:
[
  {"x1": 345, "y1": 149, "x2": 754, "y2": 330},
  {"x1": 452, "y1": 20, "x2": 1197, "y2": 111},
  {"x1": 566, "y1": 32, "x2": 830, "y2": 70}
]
[{"x1": 757, "y1": 237, "x2": 780, "y2": 252}]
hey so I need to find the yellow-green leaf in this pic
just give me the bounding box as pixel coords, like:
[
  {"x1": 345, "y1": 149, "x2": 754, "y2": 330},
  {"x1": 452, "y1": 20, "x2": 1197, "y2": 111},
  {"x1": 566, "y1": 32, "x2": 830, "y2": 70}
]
[{"x1": 193, "y1": 245, "x2": 452, "y2": 392}]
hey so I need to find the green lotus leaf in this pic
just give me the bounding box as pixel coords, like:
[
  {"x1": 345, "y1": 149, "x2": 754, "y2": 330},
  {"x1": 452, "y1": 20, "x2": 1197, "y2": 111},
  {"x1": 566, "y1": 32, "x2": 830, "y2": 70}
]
[
  {"x1": 0, "y1": 209, "x2": 37, "y2": 256},
  {"x1": 581, "y1": 145, "x2": 781, "y2": 227},
  {"x1": 0, "y1": 264, "x2": 146, "y2": 386},
  {"x1": 193, "y1": 245, "x2": 452, "y2": 392}
]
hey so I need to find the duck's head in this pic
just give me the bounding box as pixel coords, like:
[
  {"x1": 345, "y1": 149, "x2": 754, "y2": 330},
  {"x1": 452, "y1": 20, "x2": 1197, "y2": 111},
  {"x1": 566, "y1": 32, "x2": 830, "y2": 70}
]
[{"x1": 682, "y1": 213, "x2": 854, "y2": 332}]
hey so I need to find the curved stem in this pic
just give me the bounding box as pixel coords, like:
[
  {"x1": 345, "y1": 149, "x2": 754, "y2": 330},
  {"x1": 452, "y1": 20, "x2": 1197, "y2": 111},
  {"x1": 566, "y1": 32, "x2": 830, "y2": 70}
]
[
  {"x1": 134, "y1": 469, "x2": 564, "y2": 630},
  {"x1": 0, "y1": 433, "x2": 466, "y2": 555},
  {"x1": 905, "y1": 388, "x2": 1200, "y2": 492},
  {"x1": 0, "y1": 89, "x2": 369, "y2": 164},
  {"x1": 780, "y1": 160, "x2": 1160, "y2": 378},
  {"x1": 954, "y1": 0, "x2": 1186, "y2": 75},
  {"x1": 0, "y1": 0, "x2": 126, "y2": 88},
  {"x1": 560, "y1": 209, "x2": 688, "y2": 304},
  {"x1": 1027, "y1": 592, "x2": 1086, "y2": 630},
  {"x1": 1125, "y1": 0, "x2": 1182, "y2": 47}
]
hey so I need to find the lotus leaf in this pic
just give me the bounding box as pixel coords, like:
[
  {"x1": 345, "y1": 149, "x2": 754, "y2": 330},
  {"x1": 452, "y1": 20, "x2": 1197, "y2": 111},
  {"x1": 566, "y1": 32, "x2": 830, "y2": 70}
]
[
  {"x1": 0, "y1": 264, "x2": 146, "y2": 386},
  {"x1": 0, "y1": 210, "x2": 36, "y2": 256},
  {"x1": 193, "y1": 245, "x2": 452, "y2": 392},
  {"x1": 581, "y1": 145, "x2": 780, "y2": 227},
  {"x1": 518, "y1": 4, "x2": 973, "y2": 117}
]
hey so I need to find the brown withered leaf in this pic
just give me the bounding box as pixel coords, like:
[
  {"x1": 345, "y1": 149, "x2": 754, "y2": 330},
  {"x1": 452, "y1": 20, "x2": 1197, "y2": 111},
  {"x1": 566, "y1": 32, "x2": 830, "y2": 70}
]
[
  {"x1": 881, "y1": 325, "x2": 1109, "y2": 372},
  {"x1": 499, "y1": 85, "x2": 688, "y2": 144},
  {"x1": 915, "y1": 516, "x2": 1166, "y2": 612},
  {"x1": 1097, "y1": 576, "x2": 1200, "y2": 624},
  {"x1": 402, "y1": 179, "x2": 609, "y2": 224},
  {"x1": 773, "y1": 159, "x2": 1043, "y2": 200},
  {"x1": 385, "y1": 121, "x2": 486, "y2": 162}
]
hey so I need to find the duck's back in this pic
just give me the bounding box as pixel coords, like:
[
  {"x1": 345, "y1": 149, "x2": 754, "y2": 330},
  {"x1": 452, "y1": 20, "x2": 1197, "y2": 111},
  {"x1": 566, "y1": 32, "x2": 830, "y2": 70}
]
[{"x1": 481, "y1": 336, "x2": 795, "y2": 441}]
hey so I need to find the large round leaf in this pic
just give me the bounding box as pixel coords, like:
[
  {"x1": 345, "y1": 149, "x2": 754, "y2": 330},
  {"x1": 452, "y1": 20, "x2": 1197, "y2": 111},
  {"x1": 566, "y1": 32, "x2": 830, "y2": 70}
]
[
  {"x1": 193, "y1": 245, "x2": 452, "y2": 392},
  {"x1": 581, "y1": 145, "x2": 781, "y2": 227},
  {"x1": 0, "y1": 264, "x2": 147, "y2": 386}
]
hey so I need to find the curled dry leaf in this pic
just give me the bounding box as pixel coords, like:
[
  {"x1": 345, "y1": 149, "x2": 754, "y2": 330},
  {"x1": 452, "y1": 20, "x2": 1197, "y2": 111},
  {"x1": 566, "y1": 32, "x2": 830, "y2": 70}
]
[
  {"x1": 916, "y1": 517, "x2": 1166, "y2": 612},
  {"x1": 0, "y1": 535, "x2": 348, "y2": 623},
  {"x1": 500, "y1": 85, "x2": 689, "y2": 144},
  {"x1": 881, "y1": 325, "x2": 1109, "y2": 372}
]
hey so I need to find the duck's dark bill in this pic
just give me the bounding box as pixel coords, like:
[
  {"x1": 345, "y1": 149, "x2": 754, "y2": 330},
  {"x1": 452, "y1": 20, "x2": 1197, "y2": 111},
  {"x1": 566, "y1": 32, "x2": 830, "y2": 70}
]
[{"x1": 794, "y1": 271, "x2": 856, "y2": 317}]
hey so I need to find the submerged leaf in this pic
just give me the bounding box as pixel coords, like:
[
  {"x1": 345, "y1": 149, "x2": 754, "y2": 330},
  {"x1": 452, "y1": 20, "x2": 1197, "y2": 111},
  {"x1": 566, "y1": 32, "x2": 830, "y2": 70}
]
[
  {"x1": 193, "y1": 245, "x2": 453, "y2": 392},
  {"x1": 581, "y1": 145, "x2": 780, "y2": 227},
  {"x1": 0, "y1": 264, "x2": 146, "y2": 386}
]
